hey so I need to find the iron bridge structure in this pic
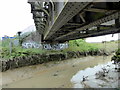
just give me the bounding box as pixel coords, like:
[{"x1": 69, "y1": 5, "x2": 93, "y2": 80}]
[{"x1": 28, "y1": 0, "x2": 120, "y2": 43}]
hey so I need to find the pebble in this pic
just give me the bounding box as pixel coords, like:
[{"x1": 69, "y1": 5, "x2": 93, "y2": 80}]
[{"x1": 72, "y1": 65, "x2": 75, "y2": 67}]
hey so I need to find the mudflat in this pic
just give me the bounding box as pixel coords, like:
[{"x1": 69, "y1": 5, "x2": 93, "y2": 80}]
[{"x1": 1, "y1": 55, "x2": 111, "y2": 88}]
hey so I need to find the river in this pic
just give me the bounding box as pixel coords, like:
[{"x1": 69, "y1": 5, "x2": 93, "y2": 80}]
[{"x1": 1, "y1": 55, "x2": 112, "y2": 88}]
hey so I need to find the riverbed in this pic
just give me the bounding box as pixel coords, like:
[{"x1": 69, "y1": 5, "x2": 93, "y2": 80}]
[{"x1": 1, "y1": 55, "x2": 112, "y2": 88}]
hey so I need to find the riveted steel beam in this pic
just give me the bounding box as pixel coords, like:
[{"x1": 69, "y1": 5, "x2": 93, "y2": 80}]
[
  {"x1": 36, "y1": 22, "x2": 46, "y2": 27},
  {"x1": 84, "y1": 8, "x2": 110, "y2": 13},
  {"x1": 56, "y1": 27, "x2": 120, "y2": 41},
  {"x1": 54, "y1": 11, "x2": 120, "y2": 41},
  {"x1": 66, "y1": 23, "x2": 83, "y2": 26},
  {"x1": 37, "y1": 27, "x2": 44, "y2": 34},
  {"x1": 44, "y1": 2, "x2": 91, "y2": 40}
]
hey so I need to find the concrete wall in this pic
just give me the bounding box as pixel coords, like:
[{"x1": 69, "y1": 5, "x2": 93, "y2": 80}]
[
  {"x1": 23, "y1": 31, "x2": 41, "y2": 44},
  {"x1": 22, "y1": 31, "x2": 68, "y2": 50},
  {"x1": 43, "y1": 43, "x2": 68, "y2": 50}
]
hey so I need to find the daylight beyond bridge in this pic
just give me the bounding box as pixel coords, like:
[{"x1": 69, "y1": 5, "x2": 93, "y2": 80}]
[{"x1": 28, "y1": 1, "x2": 120, "y2": 43}]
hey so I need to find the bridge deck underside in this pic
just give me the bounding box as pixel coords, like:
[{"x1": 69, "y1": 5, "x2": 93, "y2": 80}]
[{"x1": 28, "y1": 1, "x2": 120, "y2": 43}]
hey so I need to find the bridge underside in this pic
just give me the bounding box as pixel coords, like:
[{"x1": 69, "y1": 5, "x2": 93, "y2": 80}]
[{"x1": 28, "y1": 1, "x2": 120, "y2": 43}]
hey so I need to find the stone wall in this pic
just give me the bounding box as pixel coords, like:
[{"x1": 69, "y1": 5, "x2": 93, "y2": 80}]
[{"x1": 0, "y1": 50, "x2": 110, "y2": 72}]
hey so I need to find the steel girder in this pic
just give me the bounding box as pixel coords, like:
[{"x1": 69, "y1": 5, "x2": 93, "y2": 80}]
[
  {"x1": 44, "y1": 2, "x2": 91, "y2": 40},
  {"x1": 54, "y1": 11, "x2": 120, "y2": 41},
  {"x1": 58, "y1": 27, "x2": 120, "y2": 42},
  {"x1": 29, "y1": 1, "x2": 50, "y2": 35}
]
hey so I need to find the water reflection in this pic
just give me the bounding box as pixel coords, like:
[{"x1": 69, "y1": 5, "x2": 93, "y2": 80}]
[{"x1": 71, "y1": 61, "x2": 118, "y2": 88}]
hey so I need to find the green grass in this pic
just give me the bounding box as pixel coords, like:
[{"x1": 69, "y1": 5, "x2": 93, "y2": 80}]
[
  {"x1": 1, "y1": 46, "x2": 46, "y2": 59},
  {"x1": 111, "y1": 48, "x2": 120, "y2": 63},
  {"x1": 0, "y1": 40, "x2": 2, "y2": 49},
  {"x1": 1, "y1": 38, "x2": 118, "y2": 59},
  {"x1": 48, "y1": 40, "x2": 118, "y2": 54},
  {"x1": 63, "y1": 39, "x2": 99, "y2": 52},
  {"x1": 95, "y1": 41, "x2": 118, "y2": 53},
  {"x1": 44, "y1": 39, "x2": 100, "y2": 54},
  {"x1": 0, "y1": 37, "x2": 46, "y2": 59}
]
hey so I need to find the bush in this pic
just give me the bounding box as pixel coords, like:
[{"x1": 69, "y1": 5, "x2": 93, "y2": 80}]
[
  {"x1": 111, "y1": 49, "x2": 120, "y2": 63},
  {"x1": 1, "y1": 46, "x2": 45, "y2": 59},
  {"x1": 63, "y1": 39, "x2": 99, "y2": 52}
]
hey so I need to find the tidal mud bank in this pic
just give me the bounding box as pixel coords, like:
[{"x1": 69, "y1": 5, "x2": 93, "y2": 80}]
[
  {"x1": 1, "y1": 55, "x2": 112, "y2": 88},
  {"x1": 0, "y1": 50, "x2": 111, "y2": 72}
]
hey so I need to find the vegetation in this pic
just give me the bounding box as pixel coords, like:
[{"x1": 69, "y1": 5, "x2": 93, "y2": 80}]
[
  {"x1": 0, "y1": 36, "x2": 118, "y2": 60},
  {"x1": 42, "y1": 39, "x2": 118, "y2": 56},
  {"x1": 0, "y1": 39, "x2": 2, "y2": 49},
  {"x1": 0, "y1": 37, "x2": 45, "y2": 59},
  {"x1": 112, "y1": 48, "x2": 120, "y2": 63},
  {"x1": 63, "y1": 39, "x2": 99, "y2": 52},
  {"x1": 1, "y1": 46, "x2": 45, "y2": 59}
]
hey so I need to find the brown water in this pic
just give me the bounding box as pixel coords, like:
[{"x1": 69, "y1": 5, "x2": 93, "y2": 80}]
[{"x1": 1, "y1": 55, "x2": 112, "y2": 88}]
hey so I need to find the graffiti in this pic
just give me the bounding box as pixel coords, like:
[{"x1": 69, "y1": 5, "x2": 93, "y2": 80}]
[
  {"x1": 22, "y1": 41, "x2": 41, "y2": 48},
  {"x1": 22, "y1": 41, "x2": 68, "y2": 50},
  {"x1": 43, "y1": 43, "x2": 68, "y2": 50}
]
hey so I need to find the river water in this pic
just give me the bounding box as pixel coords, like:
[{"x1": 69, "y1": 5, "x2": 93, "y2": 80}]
[{"x1": 1, "y1": 55, "x2": 112, "y2": 88}]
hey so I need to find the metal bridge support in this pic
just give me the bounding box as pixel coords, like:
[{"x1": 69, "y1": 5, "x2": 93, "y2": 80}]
[
  {"x1": 28, "y1": 1, "x2": 120, "y2": 43},
  {"x1": 115, "y1": 14, "x2": 120, "y2": 28}
]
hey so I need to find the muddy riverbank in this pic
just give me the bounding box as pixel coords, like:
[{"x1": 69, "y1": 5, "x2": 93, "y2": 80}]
[
  {"x1": 0, "y1": 50, "x2": 110, "y2": 72},
  {"x1": 1, "y1": 55, "x2": 112, "y2": 88}
]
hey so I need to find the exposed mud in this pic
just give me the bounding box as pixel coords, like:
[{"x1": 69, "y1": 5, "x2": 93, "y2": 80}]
[{"x1": 1, "y1": 55, "x2": 112, "y2": 88}]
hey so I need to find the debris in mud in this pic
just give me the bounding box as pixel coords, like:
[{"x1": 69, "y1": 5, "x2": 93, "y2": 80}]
[
  {"x1": 82, "y1": 76, "x2": 88, "y2": 82},
  {"x1": 53, "y1": 73, "x2": 58, "y2": 76},
  {"x1": 72, "y1": 65, "x2": 75, "y2": 67},
  {"x1": 56, "y1": 70, "x2": 59, "y2": 72}
]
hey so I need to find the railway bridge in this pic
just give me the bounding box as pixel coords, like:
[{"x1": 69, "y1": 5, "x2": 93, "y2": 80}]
[{"x1": 28, "y1": 0, "x2": 120, "y2": 43}]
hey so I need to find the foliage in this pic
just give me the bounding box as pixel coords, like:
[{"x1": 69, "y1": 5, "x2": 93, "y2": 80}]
[
  {"x1": 62, "y1": 39, "x2": 99, "y2": 52},
  {"x1": 1, "y1": 37, "x2": 118, "y2": 59},
  {"x1": 1, "y1": 46, "x2": 45, "y2": 59},
  {"x1": 111, "y1": 49, "x2": 120, "y2": 63},
  {"x1": 1, "y1": 38, "x2": 11, "y2": 47},
  {"x1": 0, "y1": 40, "x2": 2, "y2": 49},
  {"x1": 0, "y1": 35, "x2": 45, "y2": 59}
]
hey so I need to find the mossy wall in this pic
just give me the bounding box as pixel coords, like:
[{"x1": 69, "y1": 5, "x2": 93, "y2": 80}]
[{"x1": 0, "y1": 50, "x2": 110, "y2": 72}]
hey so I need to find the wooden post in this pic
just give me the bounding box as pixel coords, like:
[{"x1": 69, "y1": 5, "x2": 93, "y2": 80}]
[
  {"x1": 17, "y1": 31, "x2": 22, "y2": 46},
  {"x1": 9, "y1": 39, "x2": 12, "y2": 56}
]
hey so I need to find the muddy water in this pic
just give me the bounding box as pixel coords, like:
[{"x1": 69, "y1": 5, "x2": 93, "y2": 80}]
[{"x1": 1, "y1": 55, "x2": 112, "y2": 88}]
